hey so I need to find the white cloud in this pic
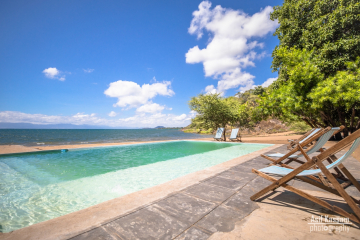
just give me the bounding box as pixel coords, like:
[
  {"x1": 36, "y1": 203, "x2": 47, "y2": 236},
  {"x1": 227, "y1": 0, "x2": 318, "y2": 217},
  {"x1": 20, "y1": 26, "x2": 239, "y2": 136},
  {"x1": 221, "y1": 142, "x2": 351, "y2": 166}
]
[
  {"x1": 84, "y1": 68, "x2": 94, "y2": 73},
  {"x1": 237, "y1": 76, "x2": 278, "y2": 93},
  {"x1": 43, "y1": 67, "x2": 59, "y2": 78},
  {"x1": 0, "y1": 111, "x2": 102, "y2": 125},
  {"x1": 117, "y1": 111, "x2": 194, "y2": 128},
  {"x1": 42, "y1": 67, "x2": 66, "y2": 81},
  {"x1": 136, "y1": 103, "x2": 165, "y2": 114},
  {"x1": 204, "y1": 85, "x2": 217, "y2": 94},
  {"x1": 104, "y1": 80, "x2": 174, "y2": 109},
  {"x1": 186, "y1": 1, "x2": 278, "y2": 94},
  {"x1": 0, "y1": 111, "x2": 194, "y2": 128},
  {"x1": 261, "y1": 77, "x2": 277, "y2": 87},
  {"x1": 108, "y1": 111, "x2": 117, "y2": 117}
]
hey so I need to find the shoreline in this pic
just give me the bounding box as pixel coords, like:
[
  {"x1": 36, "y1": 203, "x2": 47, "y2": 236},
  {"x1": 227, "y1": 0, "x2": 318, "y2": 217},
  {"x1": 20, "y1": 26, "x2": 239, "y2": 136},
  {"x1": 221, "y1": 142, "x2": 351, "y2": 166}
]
[
  {"x1": 0, "y1": 134, "x2": 298, "y2": 155},
  {"x1": 0, "y1": 133, "x2": 358, "y2": 161}
]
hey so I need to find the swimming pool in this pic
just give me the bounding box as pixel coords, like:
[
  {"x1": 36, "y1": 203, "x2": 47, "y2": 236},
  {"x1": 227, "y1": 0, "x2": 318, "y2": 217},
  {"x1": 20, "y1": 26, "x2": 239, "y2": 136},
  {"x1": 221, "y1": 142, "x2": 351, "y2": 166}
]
[{"x1": 0, "y1": 141, "x2": 272, "y2": 232}]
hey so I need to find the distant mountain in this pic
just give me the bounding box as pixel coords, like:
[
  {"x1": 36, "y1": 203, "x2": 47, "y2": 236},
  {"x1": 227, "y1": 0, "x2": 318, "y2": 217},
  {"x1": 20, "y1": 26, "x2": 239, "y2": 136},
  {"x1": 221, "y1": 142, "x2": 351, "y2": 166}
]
[
  {"x1": 154, "y1": 126, "x2": 165, "y2": 129},
  {"x1": 0, "y1": 122, "x2": 133, "y2": 129}
]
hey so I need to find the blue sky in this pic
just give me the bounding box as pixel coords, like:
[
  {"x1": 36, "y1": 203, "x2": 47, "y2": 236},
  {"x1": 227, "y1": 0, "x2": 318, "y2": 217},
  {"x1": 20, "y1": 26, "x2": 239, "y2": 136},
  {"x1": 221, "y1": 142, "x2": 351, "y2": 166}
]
[{"x1": 0, "y1": 0, "x2": 283, "y2": 128}]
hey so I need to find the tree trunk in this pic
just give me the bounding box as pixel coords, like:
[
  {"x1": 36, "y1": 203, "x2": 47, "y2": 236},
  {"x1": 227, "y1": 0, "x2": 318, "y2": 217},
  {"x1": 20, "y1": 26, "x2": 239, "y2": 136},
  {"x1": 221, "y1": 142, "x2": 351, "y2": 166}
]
[
  {"x1": 337, "y1": 107, "x2": 348, "y2": 137},
  {"x1": 302, "y1": 118, "x2": 315, "y2": 128},
  {"x1": 222, "y1": 124, "x2": 227, "y2": 141},
  {"x1": 356, "y1": 119, "x2": 360, "y2": 130},
  {"x1": 350, "y1": 107, "x2": 355, "y2": 133},
  {"x1": 319, "y1": 111, "x2": 336, "y2": 127}
]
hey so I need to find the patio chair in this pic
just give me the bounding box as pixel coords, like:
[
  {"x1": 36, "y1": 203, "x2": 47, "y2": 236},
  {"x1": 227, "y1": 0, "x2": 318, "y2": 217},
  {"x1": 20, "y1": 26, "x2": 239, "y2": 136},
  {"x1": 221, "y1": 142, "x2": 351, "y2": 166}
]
[
  {"x1": 214, "y1": 128, "x2": 225, "y2": 141},
  {"x1": 287, "y1": 128, "x2": 322, "y2": 150},
  {"x1": 229, "y1": 128, "x2": 241, "y2": 142},
  {"x1": 261, "y1": 126, "x2": 344, "y2": 167},
  {"x1": 250, "y1": 128, "x2": 360, "y2": 224}
]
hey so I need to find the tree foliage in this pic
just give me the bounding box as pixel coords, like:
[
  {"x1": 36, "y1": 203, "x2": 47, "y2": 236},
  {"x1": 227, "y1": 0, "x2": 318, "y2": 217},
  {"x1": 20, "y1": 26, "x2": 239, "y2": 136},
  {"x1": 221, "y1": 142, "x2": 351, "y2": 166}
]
[
  {"x1": 188, "y1": 93, "x2": 257, "y2": 139},
  {"x1": 267, "y1": 0, "x2": 360, "y2": 136},
  {"x1": 271, "y1": 0, "x2": 360, "y2": 77}
]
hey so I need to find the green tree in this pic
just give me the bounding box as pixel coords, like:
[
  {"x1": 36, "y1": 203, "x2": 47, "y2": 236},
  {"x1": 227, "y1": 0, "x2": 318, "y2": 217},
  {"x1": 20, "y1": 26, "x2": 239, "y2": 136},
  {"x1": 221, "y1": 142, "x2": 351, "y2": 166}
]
[
  {"x1": 271, "y1": 0, "x2": 360, "y2": 77},
  {"x1": 309, "y1": 58, "x2": 360, "y2": 135},
  {"x1": 267, "y1": 0, "x2": 360, "y2": 136},
  {"x1": 189, "y1": 94, "x2": 234, "y2": 140},
  {"x1": 261, "y1": 48, "x2": 324, "y2": 127}
]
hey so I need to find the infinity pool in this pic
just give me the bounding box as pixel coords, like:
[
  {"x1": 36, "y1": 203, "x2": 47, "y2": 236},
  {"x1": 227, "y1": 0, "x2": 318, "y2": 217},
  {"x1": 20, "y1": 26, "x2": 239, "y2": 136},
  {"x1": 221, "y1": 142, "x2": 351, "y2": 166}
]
[{"x1": 0, "y1": 141, "x2": 271, "y2": 232}]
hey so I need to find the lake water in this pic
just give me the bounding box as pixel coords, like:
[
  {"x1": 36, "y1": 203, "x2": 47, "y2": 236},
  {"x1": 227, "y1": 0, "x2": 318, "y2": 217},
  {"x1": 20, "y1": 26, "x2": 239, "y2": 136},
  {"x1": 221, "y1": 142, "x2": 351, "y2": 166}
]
[{"x1": 0, "y1": 129, "x2": 212, "y2": 146}]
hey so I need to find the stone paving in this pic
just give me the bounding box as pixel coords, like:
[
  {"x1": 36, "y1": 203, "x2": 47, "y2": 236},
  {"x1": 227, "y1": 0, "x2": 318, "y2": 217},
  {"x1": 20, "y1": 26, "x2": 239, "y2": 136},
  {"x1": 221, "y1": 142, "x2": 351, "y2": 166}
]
[{"x1": 69, "y1": 145, "x2": 360, "y2": 240}]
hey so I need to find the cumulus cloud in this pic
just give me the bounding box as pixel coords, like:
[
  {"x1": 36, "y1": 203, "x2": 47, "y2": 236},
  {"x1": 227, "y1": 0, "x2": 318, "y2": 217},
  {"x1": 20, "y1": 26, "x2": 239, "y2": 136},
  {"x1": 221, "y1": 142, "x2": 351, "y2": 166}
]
[
  {"x1": 0, "y1": 111, "x2": 194, "y2": 128},
  {"x1": 84, "y1": 68, "x2": 94, "y2": 73},
  {"x1": 186, "y1": 1, "x2": 278, "y2": 94},
  {"x1": 136, "y1": 103, "x2": 165, "y2": 114},
  {"x1": 43, "y1": 67, "x2": 59, "y2": 78},
  {"x1": 42, "y1": 67, "x2": 66, "y2": 81},
  {"x1": 104, "y1": 80, "x2": 174, "y2": 109},
  {"x1": 0, "y1": 111, "x2": 102, "y2": 125},
  {"x1": 108, "y1": 111, "x2": 117, "y2": 117},
  {"x1": 261, "y1": 77, "x2": 277, "y2": 87},
  {"x1": 236, "y1": 76, "x2": 278, "y2": 93},
  {"x1": 204, "y1": 85, "x2": 217, "y2": 94},
  {"x1": 117, "y1": 111, "x2": 195, "y2": 128}
]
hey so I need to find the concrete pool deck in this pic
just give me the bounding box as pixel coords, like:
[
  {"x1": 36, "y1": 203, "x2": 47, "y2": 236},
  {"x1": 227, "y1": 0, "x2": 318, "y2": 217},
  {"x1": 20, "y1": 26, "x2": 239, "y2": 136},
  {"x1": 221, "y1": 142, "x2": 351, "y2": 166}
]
[{"x1": 0, "y1": 143, "x2": 360, "y2": 239}]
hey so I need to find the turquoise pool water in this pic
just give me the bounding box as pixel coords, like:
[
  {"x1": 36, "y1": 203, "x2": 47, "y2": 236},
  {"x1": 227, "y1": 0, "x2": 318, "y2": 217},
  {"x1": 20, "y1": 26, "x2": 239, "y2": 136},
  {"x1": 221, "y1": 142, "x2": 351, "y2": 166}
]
[{"x1": 0, "y1": 141, "x2": 271, "y2": 232}]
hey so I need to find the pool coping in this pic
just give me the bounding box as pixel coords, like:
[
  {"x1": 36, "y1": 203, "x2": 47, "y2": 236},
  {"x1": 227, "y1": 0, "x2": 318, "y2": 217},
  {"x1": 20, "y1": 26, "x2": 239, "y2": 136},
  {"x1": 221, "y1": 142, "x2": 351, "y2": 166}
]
[{"x1": 0, "y1": 143, "x2": 282, "y2": 240}]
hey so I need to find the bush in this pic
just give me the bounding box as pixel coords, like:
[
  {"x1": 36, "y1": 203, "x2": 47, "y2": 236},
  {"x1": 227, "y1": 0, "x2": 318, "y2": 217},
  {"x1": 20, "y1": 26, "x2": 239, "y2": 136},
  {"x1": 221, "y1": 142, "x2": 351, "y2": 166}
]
[{"x1": 289, "y1": 121, "x2": 312, "y2": 133}]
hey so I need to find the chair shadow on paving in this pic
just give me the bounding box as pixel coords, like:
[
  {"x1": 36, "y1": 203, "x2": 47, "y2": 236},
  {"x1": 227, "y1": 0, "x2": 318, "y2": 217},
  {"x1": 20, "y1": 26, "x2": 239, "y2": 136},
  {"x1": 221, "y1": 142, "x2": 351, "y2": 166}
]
[{"x1": 254, "y1": 188, "x2": 360, "y2": 231}]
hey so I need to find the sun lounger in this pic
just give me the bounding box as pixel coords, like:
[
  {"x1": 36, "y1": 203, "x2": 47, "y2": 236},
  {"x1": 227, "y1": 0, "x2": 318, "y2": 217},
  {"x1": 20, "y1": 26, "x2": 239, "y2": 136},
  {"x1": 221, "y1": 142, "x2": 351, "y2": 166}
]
[
  {"x1": 261, "y1": 126, "x2": 344, "y2": 166},
  {"x1": 229, "y1": 128, "x2": 241, "y2": 142},
  {"x1": 251, "y1": 128, "x2": 360, "y2": 223},
  {"x1": 287, "y1": 128, "x2": 322, "y2": 149},
  {"x1": 214, "y1": 128, "x2": 225, "y2": 141}
]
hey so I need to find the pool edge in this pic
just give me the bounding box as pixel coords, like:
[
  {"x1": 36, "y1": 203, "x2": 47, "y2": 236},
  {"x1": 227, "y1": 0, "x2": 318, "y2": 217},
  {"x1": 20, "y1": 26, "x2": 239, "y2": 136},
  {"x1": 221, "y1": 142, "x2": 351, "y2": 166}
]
[{"x1": 0, "y1": 144, "x2": 282, "y2": 240}]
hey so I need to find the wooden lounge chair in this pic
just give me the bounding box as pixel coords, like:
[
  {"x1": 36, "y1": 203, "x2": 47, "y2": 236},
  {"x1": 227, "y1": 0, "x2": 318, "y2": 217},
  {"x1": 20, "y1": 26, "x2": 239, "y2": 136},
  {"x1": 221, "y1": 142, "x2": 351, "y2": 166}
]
[
  {"x1": 229, "y1": 128, "x2": 241, "y2": 142},
  {"x1": 250, "y1": 128, "x2": 360, "y2": 224},
  {"x1": 214, "y1": 128, "x2": 225, "y2": 141},
  {"x1": 287, "y1": 128, "x2": 322, "y2": 150},
  {"x1": 262, "y1": 126, "x2": 344, "y2": 167}
]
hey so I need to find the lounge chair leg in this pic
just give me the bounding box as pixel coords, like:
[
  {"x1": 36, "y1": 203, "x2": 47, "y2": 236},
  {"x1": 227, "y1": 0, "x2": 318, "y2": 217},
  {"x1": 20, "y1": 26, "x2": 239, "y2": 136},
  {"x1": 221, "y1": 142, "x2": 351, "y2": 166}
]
[
  {"x1": 252, "y1": 170, "x2": 360, "y2": 224},
  {"x1": 298, "y1": 145, "x2": 330, "y2": 187},
  {"x1": 296, "y1": 176, "x2": 360, "y2": 204},
  {"x1": 314, "y1": 157, "x2": 360, "y2": 221},
  {"x1": 337, "y1": 163, "x2": 360, "y2": 192},
  {"x1": 250, "y1": 160, "x2": 315, "y2": 201}
]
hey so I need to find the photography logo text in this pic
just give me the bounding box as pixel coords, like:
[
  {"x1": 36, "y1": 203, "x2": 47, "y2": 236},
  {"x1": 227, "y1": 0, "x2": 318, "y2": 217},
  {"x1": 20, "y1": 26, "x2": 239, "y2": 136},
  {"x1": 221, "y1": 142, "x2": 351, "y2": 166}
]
[{"x1": 308, "y1": 215, "x2": 352, "y2": 233}]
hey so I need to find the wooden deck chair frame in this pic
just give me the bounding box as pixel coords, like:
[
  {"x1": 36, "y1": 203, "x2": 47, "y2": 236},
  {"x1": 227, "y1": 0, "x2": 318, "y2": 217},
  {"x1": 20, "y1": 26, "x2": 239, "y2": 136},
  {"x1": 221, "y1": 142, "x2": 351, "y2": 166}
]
[
  {"x1": 261, "y1": 126, "x2": 344, "y2": 167},
  {"x1": 250, "y1": 129, "x2": 360, "y2": 224},
  {"x1": 229, "y1": 128, "x2": 241, "y2": 142},
  {"x1": 261, "y1": 126, "x2": 350, "y2": 187},
  {"x1": 287, "y1": 128, "x2": 321, "y2": 150},
  {"x1": 288, "y1": 128, "x2": 316, "y2": 148}
]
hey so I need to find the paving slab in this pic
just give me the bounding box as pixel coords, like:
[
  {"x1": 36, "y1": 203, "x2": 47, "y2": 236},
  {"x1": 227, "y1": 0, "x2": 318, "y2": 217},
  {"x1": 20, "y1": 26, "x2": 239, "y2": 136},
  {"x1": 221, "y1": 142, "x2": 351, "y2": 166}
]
[
  {"x1": 103, "y1": 205, "x2": 188, "y2": 240},
  {"x1": 69, "y1": 227, "x2": 119, "y2": 240},
  {"x1": 152, "y1": 193, "x2": 216, "y2": 224},
  {"x1": 203, "y1": 176, "x2": 248, "y2": 190},
  {"x1": 224, "y1": 191, "x2": 259, "y2": 214},
  {"x1": 174, "y1": 227, "x2": 211, "y2": 240},
  {"x1": 215, "y1": 169, "x2": 253, "y2": 182},
  {"x1": 183, "y1": 183, "x2": 235, "y2": 204},
  {"x1": 195, "y1": 205, "x2": 252, "y2": 233}
]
